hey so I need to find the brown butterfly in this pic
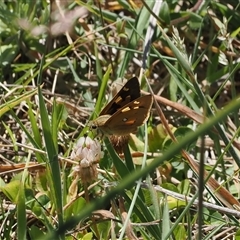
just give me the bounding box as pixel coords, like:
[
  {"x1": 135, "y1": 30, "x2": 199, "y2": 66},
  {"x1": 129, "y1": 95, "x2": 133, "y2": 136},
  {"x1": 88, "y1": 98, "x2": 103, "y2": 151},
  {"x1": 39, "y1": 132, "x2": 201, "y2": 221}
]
[{"x1": 89, "y1": 77, "x2": 153, "y2": 136}]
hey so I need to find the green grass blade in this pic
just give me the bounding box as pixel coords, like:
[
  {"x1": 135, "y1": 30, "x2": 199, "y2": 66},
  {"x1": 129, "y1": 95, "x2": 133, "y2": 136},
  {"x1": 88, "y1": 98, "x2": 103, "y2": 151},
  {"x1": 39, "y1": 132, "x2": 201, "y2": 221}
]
[
  {"x1": 17, "y1": 184, "x2": 26, "y2": 240},
  {"x1": 37, "y1": 85, "x2": 64, "y2": 230}
]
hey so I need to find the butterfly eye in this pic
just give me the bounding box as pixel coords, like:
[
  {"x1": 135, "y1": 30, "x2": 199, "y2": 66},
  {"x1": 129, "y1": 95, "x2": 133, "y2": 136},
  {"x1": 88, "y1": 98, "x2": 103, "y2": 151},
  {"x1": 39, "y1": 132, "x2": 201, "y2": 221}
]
[{"x1": 91, "y1": 125, "x2": 97, "y2": 130}]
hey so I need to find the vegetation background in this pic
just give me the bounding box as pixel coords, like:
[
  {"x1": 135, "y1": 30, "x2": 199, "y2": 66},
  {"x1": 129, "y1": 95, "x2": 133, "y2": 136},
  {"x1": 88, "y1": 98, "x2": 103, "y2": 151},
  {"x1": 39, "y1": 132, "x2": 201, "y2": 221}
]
[{"x1": 1, "y1": 0, "x2": 240, "y2": 239}]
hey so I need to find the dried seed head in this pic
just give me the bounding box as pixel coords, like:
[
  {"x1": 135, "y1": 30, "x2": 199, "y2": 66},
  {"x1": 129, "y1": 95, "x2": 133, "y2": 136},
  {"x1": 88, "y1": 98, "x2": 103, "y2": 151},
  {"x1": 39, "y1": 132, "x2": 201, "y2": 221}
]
[{"x1": 109, "y1": 135, "x2": 130, "y2": 154}]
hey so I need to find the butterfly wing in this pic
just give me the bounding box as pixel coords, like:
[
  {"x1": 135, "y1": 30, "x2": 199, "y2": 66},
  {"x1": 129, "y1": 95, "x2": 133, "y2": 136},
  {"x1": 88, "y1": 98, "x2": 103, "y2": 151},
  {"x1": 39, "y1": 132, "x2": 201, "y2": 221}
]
[
  {"x1": 99, "y1": 77, "x2": 141, "y2": 115},
  {"x1": 101, "y1": 95, "x2": 153, "y2": 135}
]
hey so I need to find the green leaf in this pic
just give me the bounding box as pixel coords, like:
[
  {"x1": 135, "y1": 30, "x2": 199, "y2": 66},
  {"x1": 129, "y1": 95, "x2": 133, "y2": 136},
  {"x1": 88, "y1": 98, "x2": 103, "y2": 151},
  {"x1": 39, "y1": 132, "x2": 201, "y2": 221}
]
[
  {"x1": 1, "y1": 180, "x2": 21, "y2": 203},
  {"x1": 174, "y1": 224, "x2": 186, "y2": 239},
  {"x1": 28, "y1": 226, "x2": 46, "y2": 239},
  {"x1": 188, "y1": 12, "x2": 203, "y2": 29},
  {"x1": 64, "y1": 197, "x2": 86, "y2": 220},
  {"x1": 96, "y1": 221, "x2": 111, "y2": 240},
  {"x1": 161, "y1": 196, "x2": 171, "y2": 240},
  {"x1": 129, "y1": 134, "x2": 145, "y2": 152},
  {"x1": 178, "y1": 179, "x2": 191, "y2": 195},
  {"x1": 163, "y1": 127, "x2": 196, "y2": 154},
  {"x1": 149, "y1": 124, "x2": 175, "y2": 152},
  {"x1": 17, "y1": 184, "x2": 26, "y2": 240},
  {"x1": 0, "y1": 44, "x2": 18, "y2": 66},
  {"x1": 82, "y1": 232, "x2": 93, "y2": 240},
  {"x1": 159, "y1": 1, "x2": 171, "y2": 24}
]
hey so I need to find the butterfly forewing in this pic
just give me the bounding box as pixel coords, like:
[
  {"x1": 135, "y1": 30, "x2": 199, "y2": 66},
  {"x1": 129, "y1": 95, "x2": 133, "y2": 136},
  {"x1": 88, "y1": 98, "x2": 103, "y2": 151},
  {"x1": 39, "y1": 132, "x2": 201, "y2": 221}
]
[{"x1": 99, "y1": 77, "x2": 141, "y2": 115}]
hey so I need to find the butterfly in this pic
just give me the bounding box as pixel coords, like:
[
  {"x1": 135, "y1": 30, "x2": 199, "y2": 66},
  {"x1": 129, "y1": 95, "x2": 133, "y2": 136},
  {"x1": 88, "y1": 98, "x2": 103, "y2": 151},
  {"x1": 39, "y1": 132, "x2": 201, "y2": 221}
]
[{"x1": 89, "y1": 77, "x2": 153, "y2": 136}]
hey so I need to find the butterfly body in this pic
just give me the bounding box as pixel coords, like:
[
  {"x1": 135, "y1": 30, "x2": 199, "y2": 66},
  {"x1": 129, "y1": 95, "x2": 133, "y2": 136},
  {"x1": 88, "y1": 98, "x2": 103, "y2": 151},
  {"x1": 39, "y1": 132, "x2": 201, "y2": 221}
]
[{"x1": 90, "y1": 77, "x2": 153, "y2": 136}]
